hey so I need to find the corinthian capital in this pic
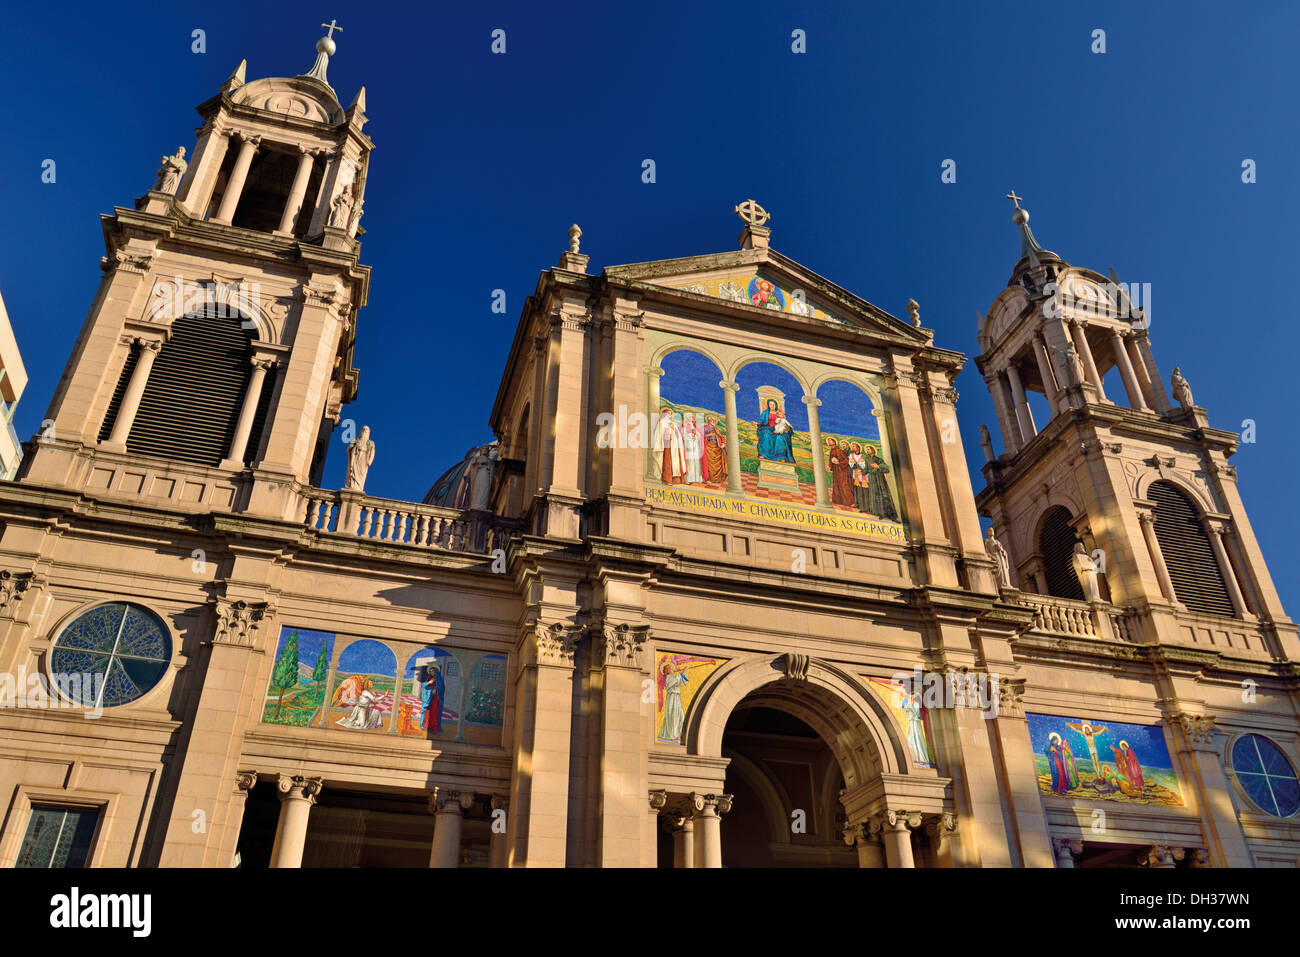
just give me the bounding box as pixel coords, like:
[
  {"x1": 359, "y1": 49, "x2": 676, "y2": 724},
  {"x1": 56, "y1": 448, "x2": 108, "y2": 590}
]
[
  {"x1": 532, "y1": 622, "x2": 582, "y2": 667},
  {"x1": 590, "y1": 622, "x2": 650, "y2": 670}
]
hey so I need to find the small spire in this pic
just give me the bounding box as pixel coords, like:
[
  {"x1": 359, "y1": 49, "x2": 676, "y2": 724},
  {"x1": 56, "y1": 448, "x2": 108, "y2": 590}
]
[
  {"x1": 300, "y1": 20, "x2": 343, "y2": 91},
  {"x1": 1005, "y1": 189, "x2": 1057, "y2": 266},
  {"x1": 348, "y1": 85, "x2": 366, "y2": 113},
  {"x1": 906, "y1": 298, "x2": 921, "y2": 327},
  {"x1": 558, "y1": 223, "x2": 588, "y2": 273},
  {"x1": 568, "y1": 224, "x2": 582, "y2": 254},
  {"x1": 221, "y1": 59, "x2": 247, "y2": 94}
]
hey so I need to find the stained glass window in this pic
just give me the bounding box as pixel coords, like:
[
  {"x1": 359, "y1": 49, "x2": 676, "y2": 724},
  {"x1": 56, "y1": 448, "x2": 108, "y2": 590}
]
[
  {"x1": 49, "y1": 603, "x2": 171, "y2": 708},
  {"x1": 1232, "y1": 733, "x2": 1300, "y2": 817},
  {"x1": 16, "y1": 805, "x2": 99, "y2": 867}
]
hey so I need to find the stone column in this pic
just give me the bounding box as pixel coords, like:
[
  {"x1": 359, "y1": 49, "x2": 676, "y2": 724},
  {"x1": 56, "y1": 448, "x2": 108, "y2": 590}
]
[
  {"x1": 1005, "y1": 364, "x2": 1036, "y2": 442},
  {"x1": 1138, "y1": 512, "x2": 1178, "y2": 603},
  {"x1": 1135, "y1": 331, "x2": 1171, "y2": 411},
  {"x1": 105, "y1": 338, "x2": 162, "y2": 448},
  {"x1": 1053, "y1": 838, "x2": 1082, "y2": 869},
  {"x1": 489, "y1": 796, "x2": 509, "y2": 868},
  {"x1": 690, "y1": 793, "x2": 731, "y2": 868},
  {"x1": 989, "y1": 373, "x2": 1022, "y2": 454},
  {"x1": 588, "y1": 625, "x2": 651, "y2": 867},
  {"x1": 221, "y1": 357, "x2": 274, "y2": 468},
  {"x1": 1069, "y1": 320, "x2": 1105, "y2": 399},
  {"x1": 1146, "y1": 845, "x2": 1183, "y2": 868},
  {"x1": 1125, "y1": 334, "x2": 1158, "y2": 410},
  {"x1": 1109, "y1": 330, "x2": 1149, "y2": 411},
  {"x1": 802, "y1": 395, "x2": 830, "y2": 508},
  {"x1": 1206, "y1": 523, "x2": 1249, "y2": 618},
  {"x1": 428, "y1": 788, "x2": 474, "y2": 868},
  {"x1": 276, "y1": 147, "x2": 317, "y2": 236},
  {"x1": 1170, "y1": 713, "x2": 1253, "y2": 866},
  {"x1": 664, "y1": 809, "x2": 695, "y2": 868},
  {"x1": 879, "y1": 810, "x2": 920, "y2": 868},
  {"x1": 925, "y1": 813, "x2": 957, "y2": 868},
  {"x1": 646, "y1": 365, "x2": 663, "y2": 480},
  {"x1": 844, "y1": 820, "x2": 885, "y2": 868},
  {"x1": 270, "y1": 775, "x2": 322, "y2": 868},
  {"x1": 212, "y1": 134, "x2": 261, "y2": 225},
  {"x1": 1032, "y1": 333, "x2": 1063, "y2": 413},
  {"x1": 720, "y1": 380, "x2": 743, "y2": 495}
]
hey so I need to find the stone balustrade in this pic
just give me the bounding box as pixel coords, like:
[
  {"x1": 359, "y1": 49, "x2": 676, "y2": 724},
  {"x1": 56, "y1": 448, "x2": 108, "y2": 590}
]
[
  {"x1": 301, "y1": 489, "x2": 518, "y2": 555},
  {"x1": 1014, "y1": 593, "x2": 1099, "y2": 638}
]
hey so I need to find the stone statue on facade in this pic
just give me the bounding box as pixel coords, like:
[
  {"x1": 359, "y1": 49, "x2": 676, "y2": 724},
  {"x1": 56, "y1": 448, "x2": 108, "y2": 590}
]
[
  {"x1": 1071, "y1": 542, "x2": 1102, "y2": 602},
  {"x1": 469, "y1": 442, "x2": 500, "y2": 511},
  {"x1": 979, "y1": 424, "x2": 995, "y2": 463},
  {"x1": 153, "y1": 146, "x2": 187, "y2": 194},
  {"x1": 1171, "y1": 366, "x2": 1195, "y2": 411},
  {"x1": 345, "y1": 425, "x2": 375, "y2": 492},
  {"x1": 329, "y1": 186, "x2": 355, "y2": 229},
  {"x1": 984, "y1": 526, "x2": 1012, "y2": 589}
]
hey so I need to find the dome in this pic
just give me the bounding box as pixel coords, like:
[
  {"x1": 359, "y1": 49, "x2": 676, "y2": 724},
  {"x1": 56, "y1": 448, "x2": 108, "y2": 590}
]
[{"x1": 422, "y1": 441, "x2": 498, "y2": 508}]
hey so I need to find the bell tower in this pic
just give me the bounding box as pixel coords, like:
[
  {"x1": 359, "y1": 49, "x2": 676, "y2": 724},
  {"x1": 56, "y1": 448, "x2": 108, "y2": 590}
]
[
  {"x1": 23, "y1": 22, "x2": 372, "y2": 520},
  {"x1": 973, "y1": 192, "x2": 1296, "y2": 654}
]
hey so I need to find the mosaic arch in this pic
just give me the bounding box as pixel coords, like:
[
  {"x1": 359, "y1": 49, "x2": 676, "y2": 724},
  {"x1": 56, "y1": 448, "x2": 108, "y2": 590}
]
[
  {"x1": 645, "y1": 333, "x2": 906, "y2": 542},
  {"x1": 261, "y1": 627, "x2": 507, "y2": 745}
]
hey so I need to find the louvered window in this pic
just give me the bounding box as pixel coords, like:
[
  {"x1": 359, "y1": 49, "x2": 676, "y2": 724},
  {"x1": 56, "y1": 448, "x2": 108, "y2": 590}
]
[
  {"x1": 1149, "y1": 480, "x2": 1235, "y2": 617},
  {"x1": 98, "y1": 308, "x2": 270, "y2": 467},
  {"x1": 1039, "y1": 505, "x2": 1085, "y2": 600}
]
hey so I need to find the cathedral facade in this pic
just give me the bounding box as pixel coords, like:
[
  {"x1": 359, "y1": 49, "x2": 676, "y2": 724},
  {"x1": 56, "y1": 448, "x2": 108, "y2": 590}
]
[{"x1": 0, "y1": 35, "x2": 1296, "y2": 869}]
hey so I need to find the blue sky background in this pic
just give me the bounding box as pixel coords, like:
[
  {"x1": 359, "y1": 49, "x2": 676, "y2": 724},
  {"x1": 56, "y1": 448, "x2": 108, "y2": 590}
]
[{"x1": 2, "y1": 1, "x2": 1295, "y2": 610}]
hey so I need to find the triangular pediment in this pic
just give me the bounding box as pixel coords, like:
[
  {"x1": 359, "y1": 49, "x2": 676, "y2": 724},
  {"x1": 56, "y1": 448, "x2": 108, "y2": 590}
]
[{"x1": 604, "y1": 247, "x2": 928, "y2": 345}]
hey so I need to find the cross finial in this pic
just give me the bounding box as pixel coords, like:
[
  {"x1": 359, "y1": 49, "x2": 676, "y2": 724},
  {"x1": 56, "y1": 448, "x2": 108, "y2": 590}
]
[
  {"x1": 1006, "y1": 190, "x2": 1023, "y2": 210},
  {"x1": 321, "y1": 19, "x2": 343, "y2": 38},
  {"x1": 735, "y1": 199, "x2": 770, "y2": 227}
]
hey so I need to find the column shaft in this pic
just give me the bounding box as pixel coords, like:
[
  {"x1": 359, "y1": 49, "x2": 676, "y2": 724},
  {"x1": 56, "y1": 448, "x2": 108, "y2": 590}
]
[
  {"x1": 1109, "y1": 330, "x2": 1149, "y2": 411},
  {"x1": 803, "y1": 395, "x2": 830, "y2": 508},
  {"x1": 1006, "y1": 364, "x2": 1036, "y2": 441},
  {"x1": 429, "y1": 791, "x2": 469, "y2": 868},
  {"x1": 672, "y1": 818, "x2": 695, "y2": 868},
  {"x1": 213, "y1": 136, "x2": 260, "y2": 225},
  {"x1": 270, "y1": 776, "x2": 322, "y2": 868},
  {"x1": 1070, "y1": 321, "x2": 1105, "y2": 399},
  {"x1": 222, "y1": 359, "x2": 271, "y2": 467},
  {"x1": 276, "y1": 149, "x2": 316, "y2": 235},
  {"x1": 881, "y1": 817, "x2": 915, "y2": 868},
  {"x1": 1032, "y1": 334, "x2": 1062, "y2": 413},
  {"x1": 107, "y1": 339, "x2": 161, "y2": 446},
  {"x1": 1125, "y1": 334, "x2": 1158, "y2": 410},
  {"x1": 721, "y1": 382, "x2": 743, "y2": 495},
  {"x1": 1208, "y1": 526, "x2": 1249, "y2": 617},
  {"x1": 1139, "y1": 514, "x2": 1178, "y2": 603}
]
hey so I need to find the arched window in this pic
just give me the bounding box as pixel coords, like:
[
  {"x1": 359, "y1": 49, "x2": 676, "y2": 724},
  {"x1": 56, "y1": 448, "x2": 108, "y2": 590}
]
[
  {"x1": 1038, "y1": 506, "x2": 1084, "y2": 600},
  {"x1": 49, "y1": 602, "x2": 172, "y2": 708},
  {"x1": 98, "y1": 305, "x2": 273, "y2": 467},
  {"x1": 1231, "y1": 734, "x2": 1300, "y2": 817},
  {"x1": 1148, "y1": 480, "x2": 1234, "y2": 617}
]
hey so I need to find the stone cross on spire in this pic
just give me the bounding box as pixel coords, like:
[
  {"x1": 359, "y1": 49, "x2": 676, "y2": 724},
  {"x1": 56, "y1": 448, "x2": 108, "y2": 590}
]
[
  {"x1": 735, "y1": 199, "x2": 771, "y2": 250},
  {"x1": 1006, "y1": 190, "x2": 1023, "y2": 210},
  {"x1": 300, "y1": 20, "x2": 343, "y2": 91}
]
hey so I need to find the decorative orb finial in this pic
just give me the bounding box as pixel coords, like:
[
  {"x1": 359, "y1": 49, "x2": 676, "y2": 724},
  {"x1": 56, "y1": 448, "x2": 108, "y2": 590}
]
[
  {"x1": 317, "y1": 35, "x2": 337, "y2": 56},
  {"x1": 568, "y1": 224, "x2": 582, "y2": 254},
  {"x1": 906, "y1": 299, "x2": 921, "y2": 327}
]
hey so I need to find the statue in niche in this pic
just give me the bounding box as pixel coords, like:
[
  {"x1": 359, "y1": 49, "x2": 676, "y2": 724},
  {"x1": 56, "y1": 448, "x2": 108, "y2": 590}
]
[
  {"x1": 1071, "y1": 542, "x2": 1102, "y2": 603},
  {"x1": 153, "y1": 146, "x2": 187, "y2": 193},
  {"x1": 985, "y1": 527, "x2": 1012, "y2": 589},
  {"x1": 1171, "y1": 367, "x2": 1195, "y2": 411},
  {"x1": 345, "y1": 425, "x2": 375, "y2": 492}
]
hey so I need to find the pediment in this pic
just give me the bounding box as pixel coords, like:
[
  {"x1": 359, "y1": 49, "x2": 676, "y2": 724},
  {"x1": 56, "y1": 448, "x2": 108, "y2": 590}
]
[
  {"x1": 606, "y1": 248, "x2": 928, "y2": 344},
  {"x1": 233, "y1": 77, "x2": 343, "y2": 125}
]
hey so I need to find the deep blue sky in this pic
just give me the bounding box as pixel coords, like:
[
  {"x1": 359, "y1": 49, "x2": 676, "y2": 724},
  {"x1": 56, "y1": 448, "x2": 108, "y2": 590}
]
[{"x1": 2, "y1": 1, "x2": 1295, "y2": 611}]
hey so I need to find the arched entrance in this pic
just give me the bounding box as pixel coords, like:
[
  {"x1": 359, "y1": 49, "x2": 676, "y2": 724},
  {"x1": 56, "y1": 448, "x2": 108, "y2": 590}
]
[{"x1": 663, "y1": 654, "x2": 951, "y2": 867}]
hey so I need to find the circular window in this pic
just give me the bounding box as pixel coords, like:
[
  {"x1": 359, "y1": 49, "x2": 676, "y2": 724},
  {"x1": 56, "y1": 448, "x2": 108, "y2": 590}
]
[
  {"x1": 49, "y1": 603, "x2": 172, "y2": 708},
  {"x1": 1232, "y1": 734, "x2": 1300, "y2": 817}
]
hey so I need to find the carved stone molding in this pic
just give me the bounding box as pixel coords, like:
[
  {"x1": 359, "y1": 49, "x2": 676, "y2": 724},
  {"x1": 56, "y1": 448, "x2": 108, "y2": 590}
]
[
  {"x1": 1173, "y1": 711, "x2": 1217, "y2": 746},
  {"x1": 777, "y1": 652, "x2": 810, "y2": 682},
  {"x1": 880, "y1": 809, "x2": 923, "y2": 831},
  {"x1": 996, "y1": 676, "x2": 1026, "y2": 717},
  {"x1": 932, "y1": 386, "x2": 960, "y2": 406},
  {"x1": 590, "y1": 623, "x2": 650, "y2": 670},
  {"x1": 235, "y1": 770, "x2": 259, "y2": 792},
  {"x1": 1145, "y1": 844, "x2": 1185, "y2": 868},
  {"x1": 490, "y1": 795, "x2": 509, "y2": 814},
  {"x1": 0, "y1": 570, "x2": 34, "y2": 616},
  {"x1": 923, "y1": 812, "x2": 957, "y2": 841},
  {"x1": 211, "y1": 598, "x2": 274, "y2": 648},
  {"x1": 301, "y1": 283, "x2": 341, "y2": 309},
  {"x1": 1053, "y1": 837, "x2": 1083, "y2": 860},
  {"x1": 106, "y1": 248, "x2": 155, "y2": 276},
  {"x1": 613, "y1": 310, "x2": 645, "y2": 332},
  {"x1": 648, "y1": 789, "x2": 668, "y2": 813},
  {"x1": 1188, "y1": 847, "x2": 1209, "y2": 868},
  {"x1": 429, "y1": 787, "x2": 476, "y2": 814},
  {"x1": 690, "y1": 792, "x2": 734, "y2": 816},
  {"x1": 531, "y1": 623, "x2": 582, "y2": 667},
  {"x1": 276, "y1": 774, "x2": 323, "y2": 804}
]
